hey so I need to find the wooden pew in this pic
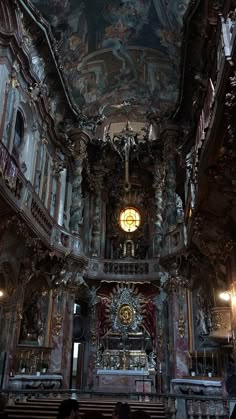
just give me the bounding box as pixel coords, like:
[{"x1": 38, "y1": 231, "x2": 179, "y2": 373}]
[{"x1": 5, "y1": 397, "x2": 166, "y2": 419}]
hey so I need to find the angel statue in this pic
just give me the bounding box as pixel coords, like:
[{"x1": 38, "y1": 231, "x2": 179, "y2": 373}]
[{"x1": 148, "y1": 351, "x2": 157, "y2": 369}]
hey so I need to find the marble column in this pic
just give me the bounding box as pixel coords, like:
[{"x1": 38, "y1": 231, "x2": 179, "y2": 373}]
[
  {"x1": 2, "y1": 272, "x2": 25, "y2": 388},
  {"x1": 152, "y1": 160, "x2": 165, "y2": 257},
  {"x1": 57, "y1": 168, "x2": 67, "y2": 226},
  {"x1": 153, "y1": 291, "x2": 166, "y2": 392},
  {"x1": 61, "y1": 291, "x2": 74, "y2": 388},
  {"x1": 164, "y1": 269, "x2": 189, "y2": 381},
  {"x1": 69, "y1": 130, "x2": 88, "y2": 234},
  {"x1": 90, "y1": 170, "x2": 104, "y2": 257},
  {"x1": 50, "y1": 289, "x2": 74, "y2": 388},
  {"x1": 162, "y1": 126, "x2": 179, "y2": 231}
]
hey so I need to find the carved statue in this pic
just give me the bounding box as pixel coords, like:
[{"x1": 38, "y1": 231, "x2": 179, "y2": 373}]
[
  {"x1": 20, "y1": 292, "x2": 44, "y2": 343},
  {"x1": 148, "y1": 351, "x2": 157, "y2": 369},
  {"x1": 89, "y1": 285, "x2": 100, "y2": 308},
  {"x1": 74, "y1": 273, "x2": 88, "y2": 288},
  {"x1": 176, "y1": 194, "x2": 184, "y2": 224},
  {"x1": 136, "y1": 235, "x2": 149, "y2": 259},
  {"x1": 111, "y1": 234, "x2": 121, "y2": 259}
]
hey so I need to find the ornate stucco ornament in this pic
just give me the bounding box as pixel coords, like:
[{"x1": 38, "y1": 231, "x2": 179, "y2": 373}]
[{"x1": 110, "y1": 286, "x2": 143, "y2": 335}]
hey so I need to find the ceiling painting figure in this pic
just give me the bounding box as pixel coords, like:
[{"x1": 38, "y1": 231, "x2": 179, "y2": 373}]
[{"x1": 30, "y1": 0, "x2": 191, "y2": 115}]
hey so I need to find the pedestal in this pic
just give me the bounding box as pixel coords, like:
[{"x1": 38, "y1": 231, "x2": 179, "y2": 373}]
[
  {"x1": 8, "y1": 374, "x2": 63, "y2": 390},
  {"x1": 171, "y1": 377, "x2": 223, "y2": 396},
  {"x1": 171, "y1": 378, "x2": 224, "y2": 419}
]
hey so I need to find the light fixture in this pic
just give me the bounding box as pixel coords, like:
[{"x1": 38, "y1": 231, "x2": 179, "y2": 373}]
[
  {"x1": 119, "y1": 207, "x2": 141, "y2": 232},
  {"x1": 219, "y1": 291, "x2": 231, "y2": 301},
  {"x1": 0, "y1": 290, "x2": 4, "y2": 297}
]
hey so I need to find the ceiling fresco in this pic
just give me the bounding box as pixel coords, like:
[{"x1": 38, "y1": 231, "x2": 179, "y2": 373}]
[{"x1": 30, "y1": 0, "x2": 191, "y2": 118}]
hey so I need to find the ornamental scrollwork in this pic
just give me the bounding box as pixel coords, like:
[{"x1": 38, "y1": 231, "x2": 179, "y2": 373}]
[{"x1": 109, "y1": 285, "x2": 143, "y2": 335}]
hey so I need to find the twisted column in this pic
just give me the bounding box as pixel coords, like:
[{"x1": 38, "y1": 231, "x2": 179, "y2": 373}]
[
  {"x1": 69, "y1": 130, "x2": 88, "y2": 233},
  {"x1": 152, "y1": 160, "x2": 165, "y2": 257},
  {"x1": 90, "y1": 170, "x2": 104, "y2": 257},
  {"x1": 162, "y1": 126, "x2": 179, "y2": 231}
]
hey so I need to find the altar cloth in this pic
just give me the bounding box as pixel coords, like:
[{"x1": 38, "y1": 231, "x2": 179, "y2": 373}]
[{"x1": 97, "y1": 369, "x2": 149, "y2": 376}]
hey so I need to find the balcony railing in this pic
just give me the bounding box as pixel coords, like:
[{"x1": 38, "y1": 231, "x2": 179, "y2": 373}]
[
  {"x1": 192, "y1": 78, "x2": 215, "y2": 185},
  {"x1": 0, "y1": 141, "x2": 186, "y2": 279},
  {"x1": 186, "y1": 13, "x2": 236, "y2": 224},
  {"x1": 0, "y1": 388, "x2": 231, "y2": 419},
  {"x1": 0, "y1": 141, "x2": 84, "y2": 262},
  {"x1": 87, "y1": 258, "x2": 159, "y2": 280}
]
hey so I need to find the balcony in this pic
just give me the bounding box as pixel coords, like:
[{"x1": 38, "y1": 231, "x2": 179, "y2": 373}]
[
  {"x1": 0, "y1": 141, "x2": 85, "y2": 263},
  {"x1": 0, "y1": 141, "x2": 186, "y2": 280}
]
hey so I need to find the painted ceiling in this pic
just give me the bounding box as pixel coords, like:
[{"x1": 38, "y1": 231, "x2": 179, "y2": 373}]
[{"x1": 30, "y1": 0, "x2": 191, "y2": 119}]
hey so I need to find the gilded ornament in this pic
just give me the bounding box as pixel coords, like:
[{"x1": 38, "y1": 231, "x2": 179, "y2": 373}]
[
  {"x1": 11, "y1": 77, "x2": 19, "y2": 89},
  {"x1": 118, "y1": 304, "x2": 133, "y2": 326},
  {"x1": 178, "y1": 312, "x2": 185, "y2": 338},
  {"x1": 53, "y1": 313, "x2": 62, "y2": 336}
]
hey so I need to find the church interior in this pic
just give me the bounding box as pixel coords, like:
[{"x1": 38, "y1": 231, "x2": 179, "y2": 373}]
[{"x1": 1, "y1": 0, "x2": 236, "y2": 417}]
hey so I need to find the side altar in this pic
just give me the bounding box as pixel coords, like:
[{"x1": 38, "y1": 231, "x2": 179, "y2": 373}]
[{"x1": 8, "y1": 374, "x2": 63, "y2": 390}]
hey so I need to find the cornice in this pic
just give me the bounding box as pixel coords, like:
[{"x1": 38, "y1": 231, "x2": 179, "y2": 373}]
[{"x1": 17, "y1": 0, "x2": 80, "y2": 118}]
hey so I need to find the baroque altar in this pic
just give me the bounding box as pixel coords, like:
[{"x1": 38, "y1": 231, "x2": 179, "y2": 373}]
[
  {"x1": 90, "y1": 283, "x2": 159, "y2": 392},
  {"x1": 8, "y1": 374, "x2": 63, "y2": 390},
  {"x1": 96, "y1": 369, "x2": 154, "y2": 393}
]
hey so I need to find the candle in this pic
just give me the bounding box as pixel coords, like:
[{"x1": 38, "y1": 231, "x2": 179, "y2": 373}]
[
  {"x1": 204, "y1": 349, "x2": 206, "y2": 359},
  {"x1": 211, "y1": 352, "x2": 214, "y2": 359}
]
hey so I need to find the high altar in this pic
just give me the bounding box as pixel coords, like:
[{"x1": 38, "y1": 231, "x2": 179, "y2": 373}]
[
  {"x1": 95, "y1": 350, "x2": 155, "y2": 392},
  {"x1": 90, "y1": 284, "x2": 159, "y2": 393}
]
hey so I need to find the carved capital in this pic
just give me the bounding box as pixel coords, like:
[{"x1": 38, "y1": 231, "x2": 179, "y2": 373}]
[
  {"x1": 163, "y1": 263, "x2": 189, "y2": 294},
  {"x1": 161, "y1": 124, "x2": 180, "y2": 159},
  {"x1": 52, "y1": 150, "x2": 67, "y2": 177},
  {"x1": 68, "y1": 129, "x2": 90, "y2": 161},
  {"x1": 152, "y1": 161, "x2": 165, "y2": 190}
]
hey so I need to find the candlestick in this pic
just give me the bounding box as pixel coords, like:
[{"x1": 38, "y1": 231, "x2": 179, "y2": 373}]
[
  {"x1": 189, "y1": 353, "x2": 192, "y2": 369},
  {"x1": 203, "y1": 349, "x2": 206, "y2": 374}
]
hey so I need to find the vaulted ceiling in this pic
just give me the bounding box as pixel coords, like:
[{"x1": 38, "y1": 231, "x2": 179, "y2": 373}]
[{"x1": 30, "y1": 0, "x2": 192, "y2": 121}]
